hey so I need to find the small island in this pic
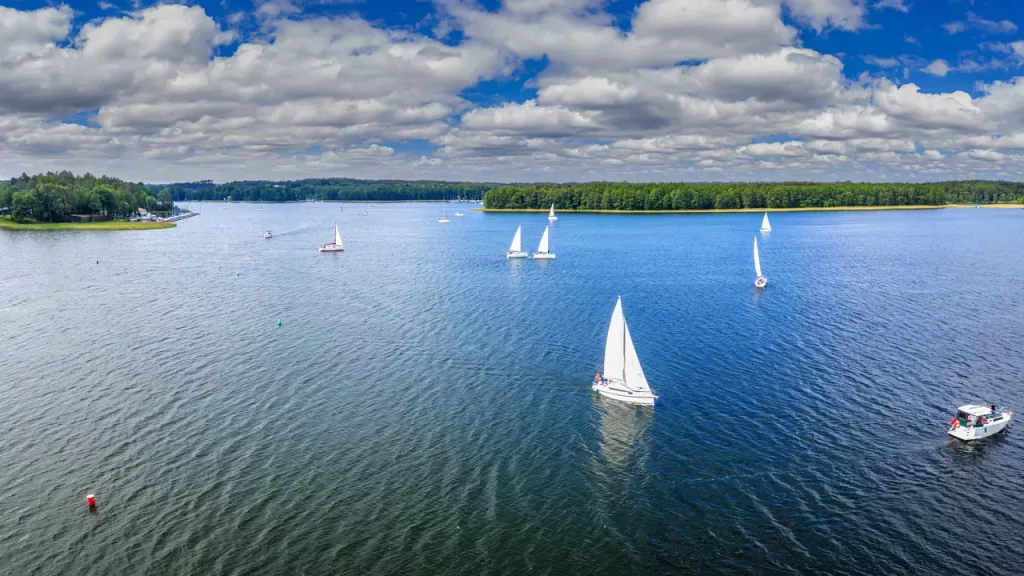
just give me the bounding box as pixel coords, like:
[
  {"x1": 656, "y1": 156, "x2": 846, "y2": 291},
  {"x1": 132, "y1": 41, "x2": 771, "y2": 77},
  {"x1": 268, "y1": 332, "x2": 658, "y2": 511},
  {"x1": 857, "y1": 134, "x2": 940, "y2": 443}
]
[{"x1": 0, "y1": 172, "x2": 179, "y2": 231}]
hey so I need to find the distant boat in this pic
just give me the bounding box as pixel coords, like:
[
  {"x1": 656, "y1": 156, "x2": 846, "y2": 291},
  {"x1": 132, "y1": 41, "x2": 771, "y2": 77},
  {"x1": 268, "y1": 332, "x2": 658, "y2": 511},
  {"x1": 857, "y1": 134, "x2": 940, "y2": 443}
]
[
  {"x1": 548, "y1": 203, "x2": 558, "y2": 221},
  {"x1": 754, "y1": 236, "x2": 767, "y2": 288},
  {"x1": 438, "y1": 202, "x2": 449, "y2": 223},
  {"x1": 259, "y1": 207, "x2": 263, "y2": 211},
  {"x1": 949, "y1": 403, "x2": 1012, "y2": 441},
  {"x1": 506, "y1": 225, "x2": 528, "y2": 259},
  {"x1": 532, "y1": 226, "x2": 555, "y2": 259},
  {"x1": 319, "y1": 223, "x2": 344, "y2": 252},
  {"x1": 760, "y1": 212, "x2": 771, "y2": 233},
  {"x1": 454, "y1": 211, "x2": 464, "y2": 217},
  {"x1": 359, "y1": 203, "x2": 368, "y2": 216},
  {"x1": 592, "y1": 297, "x2": 656, "y2": 406},
  {"x1": 264, "y1": 230, "x2": 272, "y2": 239}
]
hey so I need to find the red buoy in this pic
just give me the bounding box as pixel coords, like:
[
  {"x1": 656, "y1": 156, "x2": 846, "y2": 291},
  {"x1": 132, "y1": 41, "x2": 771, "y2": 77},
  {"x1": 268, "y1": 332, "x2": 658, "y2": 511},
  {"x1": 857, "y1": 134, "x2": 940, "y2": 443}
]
[
  {"x1": 87, "y1": 494, "x2": 96, "y2": 508},
  {"x1": 96, "y1": 260, "x2": 99, "y2": 264}
]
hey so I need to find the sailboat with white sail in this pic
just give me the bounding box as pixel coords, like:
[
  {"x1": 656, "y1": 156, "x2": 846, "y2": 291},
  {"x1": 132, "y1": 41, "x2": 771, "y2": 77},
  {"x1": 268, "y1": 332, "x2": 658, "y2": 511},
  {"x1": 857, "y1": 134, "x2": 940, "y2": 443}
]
[
  {"x1": 438, "y1": 203, "x2": 449, "y2": 223},
  {"x1": 754, "y1": 236, "x2": 767, "y2": 288},
  {"x1": 548, "y1": 203, "x2": 558, "y2": 221},
  {"x1": 532, "y1": 226, "x2": 555, "y2": 259},
  {"x1": 592, "y1": 297, "x2": 656, "y2": 406},
  {"x1": 760, "y1": 212, "x2": 771, "y2": 233},
  {"x1": 506, "y1": 225, "x2": 528, "y2": 259},
  {"x1": 319, "y1": 223, "x2": 344, "y2": 252}
]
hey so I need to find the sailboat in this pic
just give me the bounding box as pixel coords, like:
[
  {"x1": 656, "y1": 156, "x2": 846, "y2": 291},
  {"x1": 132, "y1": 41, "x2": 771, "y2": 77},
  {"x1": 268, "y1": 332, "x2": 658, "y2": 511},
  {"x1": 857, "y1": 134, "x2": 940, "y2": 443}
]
[
  {"x1": 532, "y1": 226, "x2": 555, "y2": 259},
  {"x1": 754, "y1": 236, "x2": 767, "y2": 288},
  {"x1": 506, "y1": 225, "x2": 528, "y2": 259},
  {"x1": 592, "y1": 297, "x2": 656, "y2": 406},
  {"x1": 438, "y1": 202, "x2": 449, "y2": 223},
  {"x1": 760, "y1": 212, "x2": 771, "y2": 233},
  {"x1": 359, "y1": 203, "x2": 368, "y2": 216},
  {"x1": 548, "y1": 203, "x2": 558, "y2": 221},
  {"x1": 319, "y1": 223, "x2": 344, "y2": 252}
]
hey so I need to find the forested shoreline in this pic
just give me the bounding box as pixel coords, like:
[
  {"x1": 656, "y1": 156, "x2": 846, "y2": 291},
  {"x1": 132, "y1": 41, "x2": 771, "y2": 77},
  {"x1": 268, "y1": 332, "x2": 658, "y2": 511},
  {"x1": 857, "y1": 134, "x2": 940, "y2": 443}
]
[
  {"x1": 0, "y1": 172, "x2": 171, "y2": 223},
  {"x1": 164, "y1": 179, "x2": 494, "y2": 202},
  {"x1": 482, "y1": 181, "x2": 1024, "y2": 211},
  {"x1": 4, "y1": 173, "x2": 1024, "y2": 224}
]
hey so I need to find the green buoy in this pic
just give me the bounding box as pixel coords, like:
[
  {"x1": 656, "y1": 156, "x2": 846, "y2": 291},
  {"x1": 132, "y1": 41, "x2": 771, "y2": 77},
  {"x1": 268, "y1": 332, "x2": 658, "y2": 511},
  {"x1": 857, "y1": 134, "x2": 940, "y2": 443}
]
[
  {"x1": 236, "y1": 272, "x2": 240, "y2": 277},
  {"x1": 277, "y1": 320, "x2": 282, "y2": 326}
]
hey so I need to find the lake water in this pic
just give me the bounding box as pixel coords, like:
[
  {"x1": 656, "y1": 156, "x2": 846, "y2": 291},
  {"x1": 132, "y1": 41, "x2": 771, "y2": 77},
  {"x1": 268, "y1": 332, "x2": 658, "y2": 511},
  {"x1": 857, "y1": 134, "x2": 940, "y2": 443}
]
[{"x1": 2, "y1": 204, "x2": 1023, "y2": 575}]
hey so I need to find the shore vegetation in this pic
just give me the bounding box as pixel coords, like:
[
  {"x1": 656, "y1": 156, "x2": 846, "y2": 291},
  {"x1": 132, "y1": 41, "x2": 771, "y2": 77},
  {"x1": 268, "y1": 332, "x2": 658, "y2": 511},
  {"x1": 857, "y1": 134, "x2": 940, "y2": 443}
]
[
  {"x1": 0, "y1": 172, "x2": 172, "y2": 223},
  {"x1": 482, "y1": 181, "x2": 1024, "y2": 211}
]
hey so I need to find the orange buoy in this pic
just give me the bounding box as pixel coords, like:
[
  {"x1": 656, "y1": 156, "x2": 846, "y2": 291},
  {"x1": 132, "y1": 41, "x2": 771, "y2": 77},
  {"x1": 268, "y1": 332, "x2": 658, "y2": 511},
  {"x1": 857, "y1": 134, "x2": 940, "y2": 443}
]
[{"x1": 87, "y1": 494, "x2": 96, "y2": 507}]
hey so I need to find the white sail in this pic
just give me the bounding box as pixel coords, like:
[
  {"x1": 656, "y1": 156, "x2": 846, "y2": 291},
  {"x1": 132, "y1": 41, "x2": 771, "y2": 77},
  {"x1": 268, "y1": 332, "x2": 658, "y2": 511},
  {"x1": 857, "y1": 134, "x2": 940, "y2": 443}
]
[
  {"x1": 334, "y1": 224, "x2": 343, "y2": 247},
  {"x1": 537, "y1": 226, "x2": 550, "y2": 253},
  {"x1": 509, "y1": 225, "x2": 522, "y2": 252},
  {"x1": 753, "y1": 236, "x2": 762, "y2": 278},
  {"x1": 760, "y1": 212, "x2": 771, "y2": 232},
  {"x1": 622, "y1": 321, "x2": 650, "y2": 392},
  {"x1": 603, "y1": 298, "x2": 626, "y2": 384},
  {"x1": 549, "y1": 204, "x2": 556, "y2": 218},
  {"x1": 603, "y1": 297, "x2": 650, "y2": 392}
]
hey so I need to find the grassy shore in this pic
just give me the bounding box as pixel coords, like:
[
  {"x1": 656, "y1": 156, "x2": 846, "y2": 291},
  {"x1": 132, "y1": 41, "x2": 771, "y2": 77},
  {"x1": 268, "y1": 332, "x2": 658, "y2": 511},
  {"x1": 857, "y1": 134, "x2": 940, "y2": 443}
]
[
  {"x1": 0, "y1": 218, "x2": 175, "y2": 231},
  {"x1": 477, "y1": 205, "x2": 951, "y2": 214}
]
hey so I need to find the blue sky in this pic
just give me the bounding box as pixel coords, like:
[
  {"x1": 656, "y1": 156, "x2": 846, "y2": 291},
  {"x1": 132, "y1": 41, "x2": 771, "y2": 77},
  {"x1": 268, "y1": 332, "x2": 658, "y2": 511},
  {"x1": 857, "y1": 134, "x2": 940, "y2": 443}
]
[{"x1": 1, "y1": 0, "x2": 1023, "y2": 182}]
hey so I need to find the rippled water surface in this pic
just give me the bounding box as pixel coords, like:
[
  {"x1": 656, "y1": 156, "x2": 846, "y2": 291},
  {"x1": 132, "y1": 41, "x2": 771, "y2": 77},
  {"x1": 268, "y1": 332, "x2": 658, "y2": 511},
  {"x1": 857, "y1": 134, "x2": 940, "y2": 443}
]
[{"x1": 2, "y1": 204, "x2": 1023, "y2": 575}]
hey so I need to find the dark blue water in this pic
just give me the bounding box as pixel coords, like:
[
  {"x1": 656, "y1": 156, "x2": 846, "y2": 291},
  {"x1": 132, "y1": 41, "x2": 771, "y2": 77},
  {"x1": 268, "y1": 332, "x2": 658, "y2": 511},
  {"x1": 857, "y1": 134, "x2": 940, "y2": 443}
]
[{"x1": 2, "y1": 204, "x2": 1023, "y2": 575}]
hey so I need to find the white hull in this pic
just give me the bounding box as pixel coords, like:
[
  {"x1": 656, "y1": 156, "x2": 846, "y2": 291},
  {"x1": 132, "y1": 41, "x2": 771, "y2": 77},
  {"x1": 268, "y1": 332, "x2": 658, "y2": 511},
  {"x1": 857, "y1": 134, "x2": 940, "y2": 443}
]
[
  {"x1": 760, "y1": 227, "x2": 770, "y2": 232},
  {"x1": 949, "y1": 413, "x2": 1012, "y2": 441},
  {"x1": 455, "y1": 213, "x2": 464, "y2": 217},
  {"x1": 506, "y1": 251, "x2": 528, "y2": 259},
  {"x1": 533, "y1": 252, "x2": 556, "y2": 259},
  {"x1": 319, "y1": 244, "x2": 344, "y2": 252},
  {"x1": 592, "y1": 381, "x2": 655, "y2": 406},
  {"x1": 438, "y1": 218, "x2": 449, "y2": 223},
  {"x1": 755, "y1": 276, "x2": 767, "y2": 288},
  {"x1": 548, "y1": 216, "x2": 558, "y2": 221}
]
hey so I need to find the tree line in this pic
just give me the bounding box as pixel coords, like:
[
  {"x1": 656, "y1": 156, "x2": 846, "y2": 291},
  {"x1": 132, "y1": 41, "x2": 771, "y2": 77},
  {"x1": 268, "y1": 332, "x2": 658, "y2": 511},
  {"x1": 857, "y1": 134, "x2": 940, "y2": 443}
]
[
  {"x1": 165, "y1": 178, "x2": 495, "y2": 202},
  {"x1": 0, "y1": 172, "x2": 172, "y2": 223},
  {"x1": 482, "y1": 181, "x2": 1024, "y2": 210}
]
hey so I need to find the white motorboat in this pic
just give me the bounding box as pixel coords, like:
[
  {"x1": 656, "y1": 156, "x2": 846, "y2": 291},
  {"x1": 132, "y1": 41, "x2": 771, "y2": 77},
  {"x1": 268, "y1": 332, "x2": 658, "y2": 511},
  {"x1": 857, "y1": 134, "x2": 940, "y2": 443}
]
[
  {"x1": 264, "y1": 231, "x2": 272, "y2": 239},
  {"x1": 506, "y1": 225, "x2": 528, "y2": 259},
  {"x1": 760, "y1": 212, "x2": 771, "y2": 233},
  {"x1": 454, "y1": 212, "x2": 464, "y2": 217},
  {"x1": 592, "y1": 297, "x2": 656, "y2": 406},
  {"x1": 949, "y1": 404, "x2": 1012, "y2": 441},
  {"x1": 318, "y1": 223, "x2": 344, "y2": 252},
  {"x1": 754, "y1": 236, "x2": 767, "y2": 288},
  {"x1": 548, "y1": 203, "x2": 558, "y2": 221},
  {"x1": 532, "y1": 225, "x2": 555, "y2": 259}
]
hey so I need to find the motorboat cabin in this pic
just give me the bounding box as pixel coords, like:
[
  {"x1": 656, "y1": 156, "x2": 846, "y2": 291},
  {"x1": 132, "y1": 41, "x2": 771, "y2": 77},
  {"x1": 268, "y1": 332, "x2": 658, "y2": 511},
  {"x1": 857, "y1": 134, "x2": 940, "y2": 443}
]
[{"x1": 949, "y1": 404, "x2": 1012, "y2": 441}]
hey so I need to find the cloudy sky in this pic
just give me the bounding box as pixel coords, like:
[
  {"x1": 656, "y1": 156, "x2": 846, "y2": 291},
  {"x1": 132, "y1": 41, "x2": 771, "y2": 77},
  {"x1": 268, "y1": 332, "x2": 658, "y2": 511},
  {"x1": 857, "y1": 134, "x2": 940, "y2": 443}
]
[{"x1": 1, "y1": 0, "x2": 1023, "y2": 183}]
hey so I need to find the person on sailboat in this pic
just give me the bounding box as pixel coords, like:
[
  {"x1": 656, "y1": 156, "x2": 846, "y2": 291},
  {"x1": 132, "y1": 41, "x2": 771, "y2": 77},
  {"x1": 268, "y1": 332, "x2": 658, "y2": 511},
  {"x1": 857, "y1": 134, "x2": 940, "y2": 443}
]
[{"x1": 594, "y1": 372, "x2": 602, "y2": 384}]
